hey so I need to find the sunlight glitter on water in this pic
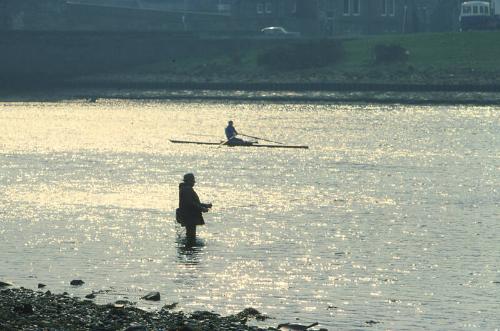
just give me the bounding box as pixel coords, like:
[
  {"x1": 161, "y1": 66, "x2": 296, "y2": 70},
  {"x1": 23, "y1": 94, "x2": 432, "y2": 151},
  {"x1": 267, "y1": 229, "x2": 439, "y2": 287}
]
[{"x1": 1, "y1": 100, "x2": 499, "y2": 329}]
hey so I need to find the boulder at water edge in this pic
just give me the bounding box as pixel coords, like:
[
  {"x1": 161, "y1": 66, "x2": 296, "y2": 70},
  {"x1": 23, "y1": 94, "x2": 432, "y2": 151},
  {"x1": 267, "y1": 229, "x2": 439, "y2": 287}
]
[
  {"x1": 0, "y1": 281, "x2": 13, "y2": 288},
  {"x1": 141, "y1": 291, "x2": 160, "y2": 301}
]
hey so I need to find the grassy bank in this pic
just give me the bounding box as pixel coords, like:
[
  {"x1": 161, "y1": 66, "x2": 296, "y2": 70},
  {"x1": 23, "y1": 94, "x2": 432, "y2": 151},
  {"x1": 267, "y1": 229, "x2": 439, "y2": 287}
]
[
  {"x1": 2, "y1": 30, "x2": 499, "y2": 91},
  {"x1": 343, "y1": 31, "x2": 499, "y2": 71},
  {"x1": 99, "y1": 31, "x2": 500, "y2": 87}
]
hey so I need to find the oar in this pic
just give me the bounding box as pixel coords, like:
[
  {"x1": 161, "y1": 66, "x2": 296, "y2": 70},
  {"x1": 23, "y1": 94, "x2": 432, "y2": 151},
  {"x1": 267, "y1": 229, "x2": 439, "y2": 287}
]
[
  {"x1": 239, "y1": 133, "x2": 284, "y2": 145},
  {"x1": 187, "y1": 133, "x2": 219, "y2": 138}
]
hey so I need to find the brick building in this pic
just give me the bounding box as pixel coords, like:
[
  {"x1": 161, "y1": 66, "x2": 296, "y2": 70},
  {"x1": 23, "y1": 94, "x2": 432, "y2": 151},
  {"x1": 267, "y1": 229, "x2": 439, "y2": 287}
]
[{"x1": 0, "y1": 0, "x2": 462, "y2": 35}]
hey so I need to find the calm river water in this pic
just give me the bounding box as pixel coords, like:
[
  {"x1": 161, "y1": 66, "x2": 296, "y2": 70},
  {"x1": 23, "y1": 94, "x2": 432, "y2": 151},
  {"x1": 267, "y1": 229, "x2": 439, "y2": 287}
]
[{"x1": 1, "y1": 100, "x2": 499, "y2": 330}]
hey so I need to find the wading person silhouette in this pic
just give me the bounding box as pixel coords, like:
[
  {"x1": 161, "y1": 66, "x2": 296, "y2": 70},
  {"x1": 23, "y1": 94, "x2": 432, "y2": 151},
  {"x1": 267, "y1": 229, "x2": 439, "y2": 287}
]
[{"x1": 177, "y1": 173, "x2": 212, "y2": 244}]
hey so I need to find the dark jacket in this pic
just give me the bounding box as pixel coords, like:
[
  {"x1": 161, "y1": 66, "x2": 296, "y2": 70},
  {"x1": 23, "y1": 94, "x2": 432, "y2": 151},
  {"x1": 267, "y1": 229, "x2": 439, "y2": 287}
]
[{"x1": 178, "y1": 182, "x2": 206, "y2": 227}]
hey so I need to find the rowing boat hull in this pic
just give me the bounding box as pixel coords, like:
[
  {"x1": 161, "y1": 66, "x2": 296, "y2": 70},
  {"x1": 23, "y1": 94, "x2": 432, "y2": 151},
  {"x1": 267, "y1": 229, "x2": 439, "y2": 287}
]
[{"x1": 169, "y1": 139, "x2": 308, "y2": 149}]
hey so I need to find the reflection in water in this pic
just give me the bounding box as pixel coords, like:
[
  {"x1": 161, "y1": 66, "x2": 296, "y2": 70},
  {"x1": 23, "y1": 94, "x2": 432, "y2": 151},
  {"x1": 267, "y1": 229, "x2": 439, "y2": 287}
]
[
  {"x1": 1, "y1": 101, "x2": 499, "y2": 330},
  {"x1": 176, "y1": 232, "x2": 205, "y2": 266}
]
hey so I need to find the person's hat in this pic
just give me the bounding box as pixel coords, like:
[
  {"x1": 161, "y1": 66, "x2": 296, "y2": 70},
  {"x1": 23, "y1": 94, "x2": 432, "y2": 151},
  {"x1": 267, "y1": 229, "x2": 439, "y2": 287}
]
[{"x1": 183, "y1": 173, "x2": 195, "y2": 183}]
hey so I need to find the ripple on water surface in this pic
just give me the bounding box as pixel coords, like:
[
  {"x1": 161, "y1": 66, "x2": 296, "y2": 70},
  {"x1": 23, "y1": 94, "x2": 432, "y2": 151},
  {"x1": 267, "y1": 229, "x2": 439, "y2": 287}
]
[{"x1": 1, "y1": 100, "x2": 499, "y2": 329}]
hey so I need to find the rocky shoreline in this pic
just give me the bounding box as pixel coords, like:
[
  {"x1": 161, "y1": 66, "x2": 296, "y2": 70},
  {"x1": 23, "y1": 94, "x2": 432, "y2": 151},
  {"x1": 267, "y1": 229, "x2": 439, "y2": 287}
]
[
  {"x1": 0, "y1": 282, "x2": 327, "y2": 331},
  {"x1": 3, "y1": 66, "x2": 500, "y2": 105},
  {"x1": 3, "y1": 84, "x2": 500, "y2": 106}
]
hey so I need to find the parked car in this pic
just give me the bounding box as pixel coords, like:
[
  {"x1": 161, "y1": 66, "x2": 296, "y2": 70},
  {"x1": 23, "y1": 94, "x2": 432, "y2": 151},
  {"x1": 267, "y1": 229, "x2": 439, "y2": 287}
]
[{"x1": 260, "y1": 26, "x2": 300, "y2": 37}]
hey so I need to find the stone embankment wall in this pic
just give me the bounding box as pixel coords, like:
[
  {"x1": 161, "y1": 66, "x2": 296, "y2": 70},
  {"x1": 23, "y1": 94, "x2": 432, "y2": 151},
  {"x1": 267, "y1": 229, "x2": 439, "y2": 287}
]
[
  {"x1": 0, "y1": 0, "x2": 234, "y2": 32},
  {"x1": 0, "y1": 0, "x2": 67, "y2": 30},
  {"x1": 0, "y1": 31, "x2": 289, "y2": 86}
]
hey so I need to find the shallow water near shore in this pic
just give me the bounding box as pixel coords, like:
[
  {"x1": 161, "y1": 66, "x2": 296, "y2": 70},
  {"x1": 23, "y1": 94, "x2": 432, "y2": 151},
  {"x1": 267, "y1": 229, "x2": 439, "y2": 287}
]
[{"x1": 1, "y1": 100, "x2": 499, "y2": 330}]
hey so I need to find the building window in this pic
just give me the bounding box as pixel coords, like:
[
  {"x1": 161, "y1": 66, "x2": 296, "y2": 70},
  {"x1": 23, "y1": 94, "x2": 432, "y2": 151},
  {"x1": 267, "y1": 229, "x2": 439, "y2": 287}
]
[
  {"x1": 217, "y1": 0, "x2": 231, "y2": 12},
  {"x1": 382, "y1": 0, "x2": 395, "y2": 16},
  {"x1": 257, "y1": 3, "x2": 264, "y2": 14},
  {"x1": 388, "y1": 0, "x2": 395, "y2": 16},
  {"x1": 265, "y1": 1, "x2": 272, "y2": 14},
  {"x1": 343, "y1": 0, "x2": 350, "y2": 15},
  {"x1": 352, "y1": 0, "x2": 360, "y2": 15},
  {"x1": 344, "y1": 0, "x2": 360, "y2": 16}
]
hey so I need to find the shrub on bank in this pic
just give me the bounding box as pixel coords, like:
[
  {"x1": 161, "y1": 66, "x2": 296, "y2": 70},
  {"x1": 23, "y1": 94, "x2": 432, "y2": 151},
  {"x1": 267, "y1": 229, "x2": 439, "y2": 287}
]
[
  {"x1": 373, "y1": 43, "x2": 409, "y2": 64},
  {"x1": 257, "y1": 40, "x2": 344, "y2": 70}
]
